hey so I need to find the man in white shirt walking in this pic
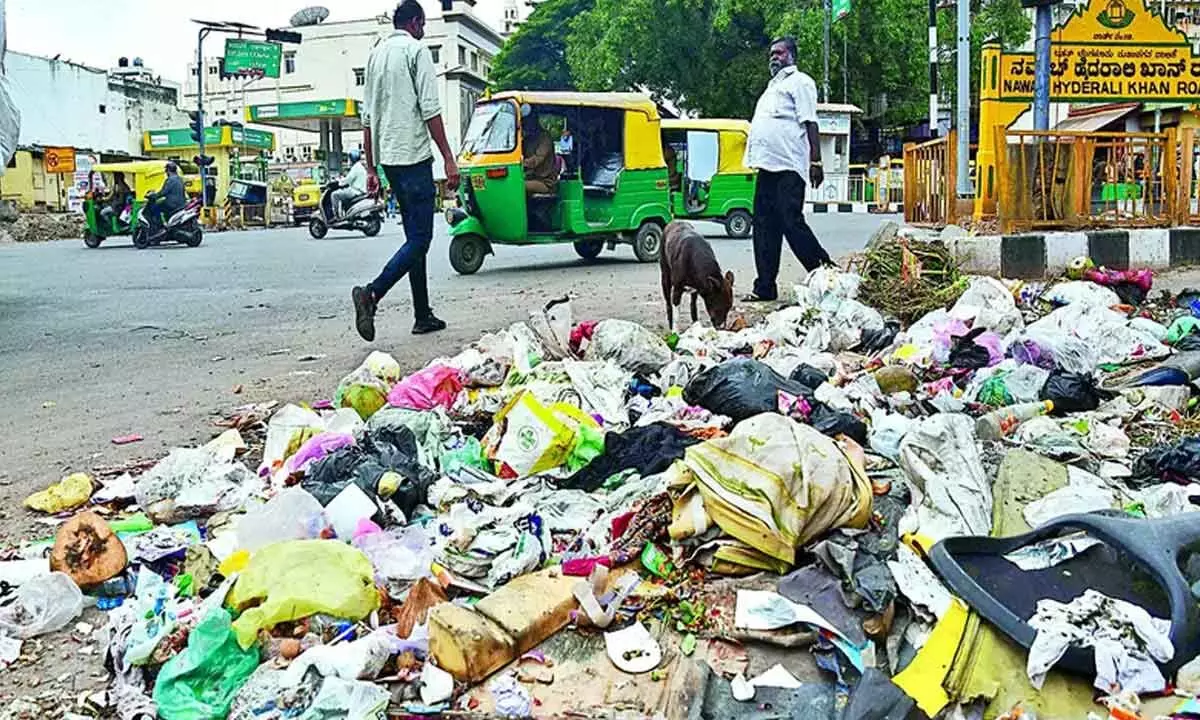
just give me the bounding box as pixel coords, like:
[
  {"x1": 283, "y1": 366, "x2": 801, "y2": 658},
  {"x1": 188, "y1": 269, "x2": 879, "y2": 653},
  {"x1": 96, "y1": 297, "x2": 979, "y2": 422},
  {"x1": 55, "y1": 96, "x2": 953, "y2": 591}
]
[
  {"x1": 743, "y1": 37, "x2": 833, "y2": 302},
  {"x1": 352, "y1": 0, "x2": 461, "y2": 341}
]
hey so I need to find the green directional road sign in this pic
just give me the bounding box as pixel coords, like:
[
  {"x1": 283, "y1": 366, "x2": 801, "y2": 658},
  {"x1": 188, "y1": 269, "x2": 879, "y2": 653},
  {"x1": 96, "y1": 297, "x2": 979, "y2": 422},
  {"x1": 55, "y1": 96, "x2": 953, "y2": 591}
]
[
  {"x1": 224, "y1": 38, "x2": 282, "y2": 78},
  {"x1": 833, "y1": 0, "x2": 851, "y2": 20}
]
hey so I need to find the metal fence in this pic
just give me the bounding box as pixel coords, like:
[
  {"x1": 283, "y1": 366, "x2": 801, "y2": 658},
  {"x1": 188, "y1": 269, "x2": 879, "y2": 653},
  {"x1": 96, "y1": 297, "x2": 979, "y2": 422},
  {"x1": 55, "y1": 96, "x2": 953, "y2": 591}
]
[
  {"x1": 995, "y1": 128, "x2": 1179, "y2": 233},
  {"x1": 903, "y1": 132, "x2": 957, "y2": 227}
]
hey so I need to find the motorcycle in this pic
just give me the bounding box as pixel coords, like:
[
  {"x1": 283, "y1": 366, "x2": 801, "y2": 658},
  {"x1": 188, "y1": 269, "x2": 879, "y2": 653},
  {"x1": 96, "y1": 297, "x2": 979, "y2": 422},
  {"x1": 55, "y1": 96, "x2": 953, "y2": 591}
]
[
  {"x1": 131, "y1": 197, "x2": 203, "y2": 249},
  {"x1": 308, "y1": 181, "x2": 384, "y2": 239}
]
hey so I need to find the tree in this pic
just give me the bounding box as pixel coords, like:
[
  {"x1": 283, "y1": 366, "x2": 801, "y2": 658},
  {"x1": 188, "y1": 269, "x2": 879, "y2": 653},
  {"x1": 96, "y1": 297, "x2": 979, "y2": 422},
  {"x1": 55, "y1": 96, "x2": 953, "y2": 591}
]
[{"x1": 490, "y1": 0, "x2": 595, "y2": 91}]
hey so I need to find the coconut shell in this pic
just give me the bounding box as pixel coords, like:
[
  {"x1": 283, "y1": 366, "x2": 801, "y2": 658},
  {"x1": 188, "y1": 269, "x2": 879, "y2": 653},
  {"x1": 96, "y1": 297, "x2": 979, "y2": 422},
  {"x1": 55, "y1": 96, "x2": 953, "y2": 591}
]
[{"x1": 50, "y1": 510, "x2": 127, "y2": 587}]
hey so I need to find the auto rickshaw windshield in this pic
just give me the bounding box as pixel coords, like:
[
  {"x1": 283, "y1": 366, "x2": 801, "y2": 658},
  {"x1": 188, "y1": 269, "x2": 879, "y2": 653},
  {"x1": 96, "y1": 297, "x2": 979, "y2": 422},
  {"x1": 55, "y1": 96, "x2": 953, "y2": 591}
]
[{"x1": 462, "y1": 101, "x2": 518, "y2": 156}]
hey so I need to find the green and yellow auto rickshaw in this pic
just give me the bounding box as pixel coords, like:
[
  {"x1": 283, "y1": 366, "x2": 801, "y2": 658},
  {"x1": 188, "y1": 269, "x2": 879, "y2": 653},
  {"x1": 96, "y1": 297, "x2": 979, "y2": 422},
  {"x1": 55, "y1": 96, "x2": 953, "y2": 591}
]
[
  {"x1": 445, "y1": 91, "x2": 672, "y2": 275},
  {"x1": 660, "y1": 118, "x2": 756, "y2": 238},
  {"x1": 83, "y1": 161, "x2": 170, "y2": 248}
]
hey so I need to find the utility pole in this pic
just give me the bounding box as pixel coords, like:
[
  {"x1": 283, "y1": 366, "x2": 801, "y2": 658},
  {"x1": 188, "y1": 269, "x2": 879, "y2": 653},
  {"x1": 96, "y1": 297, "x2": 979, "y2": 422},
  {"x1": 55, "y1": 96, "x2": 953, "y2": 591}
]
[
  {"x1": 196, "y1": 28, "x2": 209, "y2": 208},
  {"x1": 928, "y1": 0, "x2": 938, "y2": 137},
  {"x1": 1032, "y1": 5, "x2": 1052, "y2": 130},
  {"x1": 955, "y1": 0, "x2": 970, "y2": 195},
  {"x1": 843, "y1": 29, "x2": 848, "y2": 104},
  {"x1": 823, "y1": 0, "x2": 832, "y2": 102}
]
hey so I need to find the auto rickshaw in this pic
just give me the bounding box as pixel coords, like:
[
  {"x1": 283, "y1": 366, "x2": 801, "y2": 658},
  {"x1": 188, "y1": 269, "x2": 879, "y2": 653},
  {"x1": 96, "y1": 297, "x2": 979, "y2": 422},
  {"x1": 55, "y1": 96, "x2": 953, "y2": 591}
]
[
  {"x1": 660, "y1": 119, "x2": 755, "y2": 238},
  {"x1": 292, "y1": 179, "x2": 321, "y2": 225},
  {"x1": 445, "y1": 91, "x2": 672, "y2": 275},
  {"x1": 83, "y1": 161, "x2": 174, "y2": 248}
]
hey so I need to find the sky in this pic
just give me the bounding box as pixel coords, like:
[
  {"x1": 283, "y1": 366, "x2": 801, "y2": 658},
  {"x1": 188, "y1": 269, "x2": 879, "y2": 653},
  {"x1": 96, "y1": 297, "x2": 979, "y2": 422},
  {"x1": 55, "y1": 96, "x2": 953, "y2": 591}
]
[{"x1": 7, "y1": 0, "x2": 506, "y2": 84}]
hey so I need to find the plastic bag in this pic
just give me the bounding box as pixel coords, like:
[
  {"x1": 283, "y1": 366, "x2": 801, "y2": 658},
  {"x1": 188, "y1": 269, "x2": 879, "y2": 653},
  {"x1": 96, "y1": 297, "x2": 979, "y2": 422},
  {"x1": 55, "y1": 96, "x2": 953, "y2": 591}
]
[
  {"x1": 949, "y1": 276, "x2": 1024, "y2": 335},
  {"x1": 898, "y1": 414, "x2": 992, "y2": 541},
  {"x1": 809, "y1": 404, "x2": 868, "y2": 445},
  {"x1": 334, "y1": 366, "x2": 391, "y2": 421},
  {"x1": 859, "y1": 320, "x2": 901, "y2": 354},
  {"x1": 450, "y1": 332, "x2": 514, "y2": 387},
  {"x1": 527, "y1": 297, "x2": 574, "y2": 360},
  {"x1": 684, "y1": 358, "x2": 813, "y2": 423},
  {"x1": 134, "y1": 446, "x2": 257, "y2": 524},
  {"x1": 482, "y1": 390, "x2": 601, "y2": 477},
  {"x1": 153, "y1": 607, "x2": 260, "y2": 720},
  {"x1": 286, "y1": 432, "x2": 355, "y2": 475},
  {"x1": 24, "y1": 472, "x2": 93, "y2": 513},
  {"x1": 1044, "y1": 281, "x2": 1121, "y2": 308},
  {"x1": 353, "y1": 524, "x2": 434, "y2": 585},
  {"x1": 236, "y1": 488, "x2": 328, "y2": 551},
  {"x1": 868, "y1": 411, "x2": 913, "y2": 461},
  {"x1": 387, "y1": 364, "x2": 464, "y2": 411},
  {"x1": 227, "y1": 540, "x2": 379, "y2": 649},
  {"x1": 947, "y1": 327, "x2": 992, "y2": 369},
  {"x1": 260, "y1": 404, "x2": 363, "y2": 478},
  {"x1": 584, "y1": 319, "x2": 673, "y2": 375},
  {"x1": 367, "y1": 406, "x2": 453, "y2": 472},
  {"x1": 789, "y1": 363, "x2": 829, "y2": 390},
  {"x1": 304, "y1": 424, "x2": 435, "y2": 519},
  {"x1": 297, "y1": 678, "x2": 390, "y2": 720},
  {"x1": 1039, "y1": 369, "x2": 1103, "y2": 414},
  {"x1": 0, "y1": 572, "x2": 82, "y2": 639}
]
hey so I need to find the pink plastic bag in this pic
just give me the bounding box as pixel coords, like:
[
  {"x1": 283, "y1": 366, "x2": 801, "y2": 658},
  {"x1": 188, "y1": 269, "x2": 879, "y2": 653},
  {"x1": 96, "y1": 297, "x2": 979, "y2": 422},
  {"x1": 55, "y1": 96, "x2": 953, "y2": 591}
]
[
  {"x1": 286, "y1": 432, "x2": 355, "y2": 474},
  {"x1": 387, "y1": 364, "x2": 464, "y2": 410}
]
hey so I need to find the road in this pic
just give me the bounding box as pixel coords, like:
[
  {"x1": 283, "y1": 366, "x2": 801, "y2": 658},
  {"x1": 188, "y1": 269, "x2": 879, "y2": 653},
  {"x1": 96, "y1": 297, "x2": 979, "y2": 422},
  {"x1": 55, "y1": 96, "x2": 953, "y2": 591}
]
[{"x1": 0, "y1": 213, "x2": 894, "y2": 539}]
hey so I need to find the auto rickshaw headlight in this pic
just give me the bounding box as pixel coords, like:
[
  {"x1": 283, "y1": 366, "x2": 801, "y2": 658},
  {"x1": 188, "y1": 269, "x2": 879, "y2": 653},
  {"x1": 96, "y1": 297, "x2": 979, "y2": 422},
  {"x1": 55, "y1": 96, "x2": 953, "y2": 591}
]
[{"x1": 445, "y1": 207, "x2": 468, "y2": 226}]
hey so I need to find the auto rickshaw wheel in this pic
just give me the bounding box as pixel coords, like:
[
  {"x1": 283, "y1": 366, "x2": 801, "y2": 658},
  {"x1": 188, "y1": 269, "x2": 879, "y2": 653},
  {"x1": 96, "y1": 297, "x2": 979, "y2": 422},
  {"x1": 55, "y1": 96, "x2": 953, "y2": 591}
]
[
  {"x1": 132, "y1": 226, "x2": 151, "y2": 249},
  {"x1": 450, "y1": 234, "x2": 487, "y2": 275},
  {"x1": 84, "y1": 232, "x2": 102, "y2": 249},
  {"x1": 309, "y1": 218, "x2": 329, "y2": 239},
  {"x1": 724, "y1": 209, "x2": 752, "y2": 238},
  {"x1": 363, "y1": 217, "x2": 382, "y2": 237},
  {"x1": 574, "y1": 239, "x2": 604, "y2": 261},
  {"x1": 633, "y1": 221, "x2": 664, "y2": 263}
]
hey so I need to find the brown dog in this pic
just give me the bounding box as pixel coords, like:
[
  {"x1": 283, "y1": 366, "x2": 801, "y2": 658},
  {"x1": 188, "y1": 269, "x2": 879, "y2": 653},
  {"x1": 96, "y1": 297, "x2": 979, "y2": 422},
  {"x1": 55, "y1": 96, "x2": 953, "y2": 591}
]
[{"x1": 660, "y1": 220, "x2": 734, "y2": 331}]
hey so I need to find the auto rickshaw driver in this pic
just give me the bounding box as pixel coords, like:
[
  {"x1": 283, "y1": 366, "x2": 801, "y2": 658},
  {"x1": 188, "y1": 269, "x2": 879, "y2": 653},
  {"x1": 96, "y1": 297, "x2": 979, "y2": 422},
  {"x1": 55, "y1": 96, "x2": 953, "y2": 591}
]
[
  {"x1": 99, "y1": 171, "x2": 132, "y2": 226},
  {"x1": 521, "y1": 107, "x2": 558, "y2": 198}
]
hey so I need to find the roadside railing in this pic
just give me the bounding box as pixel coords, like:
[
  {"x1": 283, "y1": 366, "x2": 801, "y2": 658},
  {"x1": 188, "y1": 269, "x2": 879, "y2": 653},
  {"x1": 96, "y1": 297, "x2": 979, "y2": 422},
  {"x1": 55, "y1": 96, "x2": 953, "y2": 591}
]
[
  {"x1": 903, "y1": 131, "x2": 957, "y2": 227},
  {"x1": 995, "y1": 128, "x2": 1179, "y2": 233}
]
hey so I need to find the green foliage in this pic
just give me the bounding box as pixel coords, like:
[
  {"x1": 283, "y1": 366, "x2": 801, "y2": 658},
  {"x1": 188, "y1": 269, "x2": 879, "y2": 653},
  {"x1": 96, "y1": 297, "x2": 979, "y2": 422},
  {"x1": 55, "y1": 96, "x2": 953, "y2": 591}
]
[
  {"x1": 490, "y1": 0, "x2": 594, "y2": 90},
  {"x1": 494, "y1": 0, "x2": 1031, "y2": 127}
]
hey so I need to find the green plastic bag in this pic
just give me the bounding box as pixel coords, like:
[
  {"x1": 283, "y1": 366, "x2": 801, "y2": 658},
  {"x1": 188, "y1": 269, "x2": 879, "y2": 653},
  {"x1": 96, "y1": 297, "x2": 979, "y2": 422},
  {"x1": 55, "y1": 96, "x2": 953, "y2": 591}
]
[
  {"x1": 1168, "y1": 316, "x2": 1200, "y2": 345},
  {"x1": 977, "y1": 372, "x2": 1014, "y2": 407},
  {"x1": 153, "y1": 607, "x2": 260, "y2": 720},
  {"x1": 441, "y1": 436, "x2": 487, "y2": 475},
  {"x1": 227, "y1": 540, "x2": 379, "y2": 649}
]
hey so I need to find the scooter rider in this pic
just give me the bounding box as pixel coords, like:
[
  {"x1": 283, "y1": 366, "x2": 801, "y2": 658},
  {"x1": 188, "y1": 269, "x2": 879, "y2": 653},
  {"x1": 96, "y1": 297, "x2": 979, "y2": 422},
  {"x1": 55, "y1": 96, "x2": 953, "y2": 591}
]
[
  {"x1": 146, "y1": 162, "x2": 186, "y2": 234},
  {"x1": 333, "y1": 151, "x2": 369, "y2": 218}
]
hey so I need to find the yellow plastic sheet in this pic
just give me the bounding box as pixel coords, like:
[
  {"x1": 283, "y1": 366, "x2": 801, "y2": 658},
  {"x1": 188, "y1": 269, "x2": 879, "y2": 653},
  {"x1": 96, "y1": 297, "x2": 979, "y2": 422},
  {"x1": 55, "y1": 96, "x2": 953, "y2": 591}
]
[
  {"x1": 894, "y1": 598, "x2": 969, "y2": 717},
  {"x1": 227, "y1": 540, "x2": 379, "y2": 649},
  {"x1": 25, "y1": 473, "x2": 93, "y2": 513}
]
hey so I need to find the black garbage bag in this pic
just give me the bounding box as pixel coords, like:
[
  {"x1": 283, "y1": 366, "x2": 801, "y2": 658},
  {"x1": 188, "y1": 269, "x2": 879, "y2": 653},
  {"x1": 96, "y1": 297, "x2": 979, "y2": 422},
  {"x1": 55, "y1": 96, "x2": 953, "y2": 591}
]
[
  {"x1": 684, "y1": 358, "x2": 812, "y2": 422},
  {"x1": 1151, "y1": 436, "x2": 1200, "y2": 484},
  {"x1": 809, "y1": 403, "x2": 868, "y2": 445},
  {"x1": 789, "y1": 363, "x2": 829, "y2": 391},
  {"x1": 303, "y1": 424, "x2": 435, "y2": 519},
  {"x1": 947, "y1": 327, "x2": 991, "y2": 370},
  {"x1": 1038, "y1": 369, "x2": 1105, "y2": 414},
  {"x1": 859, "y1": 319, "x2": 901, "y2": 354},
  {"x1": 1111, "y1": 282, "x2": 1147, "y2": 306},
  {"x1": 558, "y1": 422, "x2": 699, "y2": 492}
]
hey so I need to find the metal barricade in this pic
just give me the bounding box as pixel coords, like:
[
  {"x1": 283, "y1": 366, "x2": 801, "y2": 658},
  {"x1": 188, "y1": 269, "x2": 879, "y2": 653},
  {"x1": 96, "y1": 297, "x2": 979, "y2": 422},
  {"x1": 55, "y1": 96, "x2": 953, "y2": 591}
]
[{"x1": 903, "y1": 131, "x2": 957, "y2": 227}]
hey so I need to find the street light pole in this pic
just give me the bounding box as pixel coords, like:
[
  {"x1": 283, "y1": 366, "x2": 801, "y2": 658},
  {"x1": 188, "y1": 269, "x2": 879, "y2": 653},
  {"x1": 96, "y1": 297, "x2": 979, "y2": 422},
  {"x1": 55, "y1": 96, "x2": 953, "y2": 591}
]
[
  {"x1": 823, "y1": 0, "x2": 832, "y2": 102},
  {"x1": 928, "y1": 0, "x2": 938, "y2": 137},
  {"x1": 955, "y1": 0, "x2": 970, "y2": 195},
  {"x1": 1033, "y1": 4, "x2": 1052, "y2": 131}
]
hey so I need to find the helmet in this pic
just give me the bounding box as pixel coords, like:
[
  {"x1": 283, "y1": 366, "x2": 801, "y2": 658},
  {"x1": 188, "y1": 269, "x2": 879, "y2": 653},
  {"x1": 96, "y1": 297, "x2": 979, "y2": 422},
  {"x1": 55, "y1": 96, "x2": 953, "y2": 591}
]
[{"x1": 348, "y1": 149, "x2": 362, "y2": 164}]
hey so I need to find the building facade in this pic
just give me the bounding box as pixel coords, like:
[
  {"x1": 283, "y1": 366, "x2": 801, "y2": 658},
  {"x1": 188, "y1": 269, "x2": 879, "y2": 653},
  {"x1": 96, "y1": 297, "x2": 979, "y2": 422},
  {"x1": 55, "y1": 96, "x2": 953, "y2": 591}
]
[
  {"x1": 5, "y1": 53, "x2": 186, "y2": 155},
  {"x1": 182, "y1": 2, "x2": 503, "y2": 177}
]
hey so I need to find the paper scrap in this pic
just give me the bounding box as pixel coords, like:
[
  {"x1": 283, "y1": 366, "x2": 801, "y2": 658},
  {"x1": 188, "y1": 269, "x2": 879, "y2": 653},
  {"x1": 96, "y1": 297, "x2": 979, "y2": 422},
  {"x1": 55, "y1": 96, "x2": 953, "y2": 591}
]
[{"x1": 749, "y1": 663, "x2": 802, "y2": 689}]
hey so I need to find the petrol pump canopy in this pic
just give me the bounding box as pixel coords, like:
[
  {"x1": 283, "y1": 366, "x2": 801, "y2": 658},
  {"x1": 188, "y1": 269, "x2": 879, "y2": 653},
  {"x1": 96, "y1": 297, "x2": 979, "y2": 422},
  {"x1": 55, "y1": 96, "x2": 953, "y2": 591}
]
[{"x1": 243, "y1": 99, "x2": 362, "y2": 133}]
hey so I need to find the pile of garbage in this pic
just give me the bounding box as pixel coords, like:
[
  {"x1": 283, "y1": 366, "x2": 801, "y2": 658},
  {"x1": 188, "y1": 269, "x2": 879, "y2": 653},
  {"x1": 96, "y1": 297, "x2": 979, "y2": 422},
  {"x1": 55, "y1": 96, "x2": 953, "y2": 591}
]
[
  {"x1": 0, "y1": 206, "x2": 86, "y2": 243},
  {"x1": 13, "y1": 241, "x2": 1200, "y2": 719}
]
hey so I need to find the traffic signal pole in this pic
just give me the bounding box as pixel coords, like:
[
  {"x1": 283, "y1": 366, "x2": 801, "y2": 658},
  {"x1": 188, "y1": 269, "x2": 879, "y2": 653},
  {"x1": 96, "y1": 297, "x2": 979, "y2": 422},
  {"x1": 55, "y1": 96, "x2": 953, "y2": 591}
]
[{"x1": 196, "y1": 28, "x2": 209, "y2": 209}]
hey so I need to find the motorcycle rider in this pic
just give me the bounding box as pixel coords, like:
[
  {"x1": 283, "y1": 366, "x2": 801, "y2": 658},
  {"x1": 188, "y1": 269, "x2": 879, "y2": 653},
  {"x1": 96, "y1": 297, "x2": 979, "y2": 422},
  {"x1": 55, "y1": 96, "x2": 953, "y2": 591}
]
[
  {"x1": 146, "y1": 162, "x2": 186, "y2": 234},
  {"x1": 333, "y1": 150, "x2": 369, "y2": 218}
]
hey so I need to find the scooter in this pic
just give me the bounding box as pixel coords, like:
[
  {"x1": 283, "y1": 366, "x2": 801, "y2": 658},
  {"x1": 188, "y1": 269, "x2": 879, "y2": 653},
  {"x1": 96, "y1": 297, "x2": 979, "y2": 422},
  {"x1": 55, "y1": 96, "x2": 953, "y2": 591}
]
[
  {"x1": 308, "y1": 181, "x2": 384, "y2": 239},
  {"x1": 131, "y1": 197, "x2": 203, "y2": 249}
]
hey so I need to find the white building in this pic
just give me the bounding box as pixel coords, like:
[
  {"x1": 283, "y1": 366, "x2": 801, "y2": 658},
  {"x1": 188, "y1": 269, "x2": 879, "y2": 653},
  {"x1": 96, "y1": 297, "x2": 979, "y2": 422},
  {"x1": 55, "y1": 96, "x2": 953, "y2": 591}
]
[
  {"x1": 5, "y1": 52, "x2": 186, "y2": 155},
  {"x1": 183, "y1": 1, "x2": 504, "y2": 174}
]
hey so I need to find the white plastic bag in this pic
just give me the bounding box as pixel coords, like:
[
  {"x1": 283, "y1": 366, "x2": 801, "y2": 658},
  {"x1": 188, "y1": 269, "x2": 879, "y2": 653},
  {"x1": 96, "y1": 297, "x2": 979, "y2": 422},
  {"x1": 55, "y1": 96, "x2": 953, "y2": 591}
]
[
  {"x1": 1044, "y1": 281, "x2": 1121, "y2": 308},
  {"x1": 950, "y1": 276, "x2": 1024, "y2": 335},
  {"x1": 0, "y1": 572, "x2": 83, "y2": 639},
  {"x1": 584, "y1": 319, "x2": 673, "y2": 375},
  {"x1": 898, "y1": 414, "x2": 992, "y2": 540},
  {"x1": 237, "y1": 488, "x2": 328, "y2": 551},
  {"x1": 353, "y1": 525, "x2": 435, "y2": 584}
]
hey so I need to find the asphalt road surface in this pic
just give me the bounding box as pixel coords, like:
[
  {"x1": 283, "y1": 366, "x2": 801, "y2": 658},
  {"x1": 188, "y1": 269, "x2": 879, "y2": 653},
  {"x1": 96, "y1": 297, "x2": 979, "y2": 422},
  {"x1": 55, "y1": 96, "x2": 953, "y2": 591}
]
[{"x1": 0, "y1": 213, "x2": 896, "y2": 538}]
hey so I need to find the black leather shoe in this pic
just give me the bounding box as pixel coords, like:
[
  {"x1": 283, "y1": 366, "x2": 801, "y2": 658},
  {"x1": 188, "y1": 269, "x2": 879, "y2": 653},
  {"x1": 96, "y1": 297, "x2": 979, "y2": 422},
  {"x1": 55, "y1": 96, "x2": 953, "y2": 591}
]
[
  {"x1": 352, "y1": 286, "x2": 377, "y2": 342},
  {"x1": 412, "y1": 315, "x2": 447, "y2": 335}
]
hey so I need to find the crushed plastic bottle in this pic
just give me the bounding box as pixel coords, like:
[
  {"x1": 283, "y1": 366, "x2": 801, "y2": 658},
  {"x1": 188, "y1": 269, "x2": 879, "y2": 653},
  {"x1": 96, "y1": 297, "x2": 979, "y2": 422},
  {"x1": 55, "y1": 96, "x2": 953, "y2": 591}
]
[{"x1": 975, "y1": 401, "x2": 1054, "y2": 442}]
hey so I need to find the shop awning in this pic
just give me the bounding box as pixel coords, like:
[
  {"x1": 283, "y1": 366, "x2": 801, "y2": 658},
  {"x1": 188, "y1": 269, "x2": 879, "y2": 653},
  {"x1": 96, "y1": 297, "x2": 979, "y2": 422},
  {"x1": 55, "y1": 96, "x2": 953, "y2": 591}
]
[
  {"x1": 243, "y1": 99, "x2": 361, "y2": 133},
  {"x1": 1054, "y1": 105, "x2": 1137, "y2": 132}
]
